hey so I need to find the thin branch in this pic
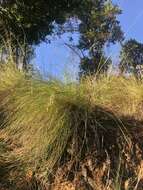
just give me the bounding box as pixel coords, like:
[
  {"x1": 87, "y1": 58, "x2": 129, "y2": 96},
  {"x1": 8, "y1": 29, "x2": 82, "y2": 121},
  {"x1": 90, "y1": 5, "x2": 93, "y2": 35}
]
[{"x1": 64, "y1": 42, "x2": 85, "y2": 59}]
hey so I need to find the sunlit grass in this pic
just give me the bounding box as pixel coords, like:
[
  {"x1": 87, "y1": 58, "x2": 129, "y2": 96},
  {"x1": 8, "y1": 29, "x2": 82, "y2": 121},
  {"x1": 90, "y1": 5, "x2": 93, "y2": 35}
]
[{"x1": 0, "y1": 64, "x2": 143, "y2": 189}]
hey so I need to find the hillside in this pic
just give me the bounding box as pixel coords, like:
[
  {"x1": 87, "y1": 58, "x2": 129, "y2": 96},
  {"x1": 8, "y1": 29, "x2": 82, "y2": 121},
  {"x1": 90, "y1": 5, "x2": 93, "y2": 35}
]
[{"x1": 0, "y1": 64, "x2": 143, "y2": 190}]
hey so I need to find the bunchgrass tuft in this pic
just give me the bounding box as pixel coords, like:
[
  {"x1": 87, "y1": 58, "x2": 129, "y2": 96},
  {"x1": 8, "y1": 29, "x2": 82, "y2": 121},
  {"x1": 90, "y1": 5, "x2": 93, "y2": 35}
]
[{"x1": 1, "y1": 64, "x2": 143, "y2": 189}]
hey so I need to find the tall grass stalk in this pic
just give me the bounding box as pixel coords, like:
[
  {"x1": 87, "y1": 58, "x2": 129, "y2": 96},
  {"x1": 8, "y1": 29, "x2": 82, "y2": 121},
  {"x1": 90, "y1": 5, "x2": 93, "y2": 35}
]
[{"x1": 0, "y1": 64, "x2": 143, "y2": 181}]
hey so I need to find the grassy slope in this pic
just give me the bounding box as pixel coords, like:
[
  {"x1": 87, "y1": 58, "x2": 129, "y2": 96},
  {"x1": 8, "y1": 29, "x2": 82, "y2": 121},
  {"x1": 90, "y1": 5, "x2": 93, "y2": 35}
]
[{"x1": 0, "y1": 64, "x2": 143, "y2": 189}]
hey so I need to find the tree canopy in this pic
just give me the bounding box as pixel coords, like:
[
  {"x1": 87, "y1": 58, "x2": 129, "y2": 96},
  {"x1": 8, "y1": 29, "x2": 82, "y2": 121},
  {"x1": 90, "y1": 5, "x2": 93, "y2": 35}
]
[
  {"x1": 0, "y1": 0, "x2": 82, "y2": 69},
  {"x1": 77, "y1": 0, "x2": 124, "y2": 76},
  {"x1": 0, "y1": 0, "x2": 81, "y2": 45},
  {"x1": 0, "y1": 0, "x2": 124, "y2": 73},
  {"x1": 120, "y1": 39, "x2": 143, "y2": 78}
]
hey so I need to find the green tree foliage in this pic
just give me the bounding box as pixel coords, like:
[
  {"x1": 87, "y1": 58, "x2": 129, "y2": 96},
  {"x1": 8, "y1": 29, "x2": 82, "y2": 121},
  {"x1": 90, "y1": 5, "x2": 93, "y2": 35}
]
[
  {"x1": 120, "y1": 39, "x2": 143, "y2": 79},
  {"x1": 0, "y1": 0, "x2": 124, "y2": 73},
  {"x1": 79, "y1": 54, "x2": 112, "y2": 77},
  {"x1": 0, "y1": 0, "x2": 81, "y2": 69},
  {"x1": 77, "y1": 0, "x2": 124, "y2": 76},
  {"x1": 0, "y1": 0, "x2": 81, "y2": 45}
]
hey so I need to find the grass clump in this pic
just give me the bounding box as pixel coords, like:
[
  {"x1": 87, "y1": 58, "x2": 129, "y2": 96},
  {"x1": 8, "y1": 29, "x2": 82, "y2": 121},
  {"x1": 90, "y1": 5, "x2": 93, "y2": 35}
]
[
  {"x1": 0, "y1": 64, "x2": 89, "y2": 169},
  {"x1": 0, "y1": 64, "x2": 143, "y2": 189}
]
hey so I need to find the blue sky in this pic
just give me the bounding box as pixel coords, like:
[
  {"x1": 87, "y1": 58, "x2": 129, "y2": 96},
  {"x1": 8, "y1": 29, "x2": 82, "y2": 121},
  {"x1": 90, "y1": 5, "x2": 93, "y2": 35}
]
[
  {"x1": 35, "y1": 33, "x2": 80, "y2": 81},
  {"x1": 114, "y1": 0, "x2": 143, "y2": 41},
  {"x1": 35, "y1": 0, "x2": 143, "y2": 80},
  {"x1": 110, "y1": 0, "x2": 143, "y2": 62}
]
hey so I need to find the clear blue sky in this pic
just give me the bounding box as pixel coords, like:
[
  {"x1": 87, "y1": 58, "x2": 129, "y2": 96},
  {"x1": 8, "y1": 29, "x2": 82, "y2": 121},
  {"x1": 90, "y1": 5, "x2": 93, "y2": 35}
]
[
  {"x1": 35, "y1": 0, "x2": 143, "y2": 80},
  {"x1": 110, "y1": 0, "x2": 143, "y2": 62}
]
